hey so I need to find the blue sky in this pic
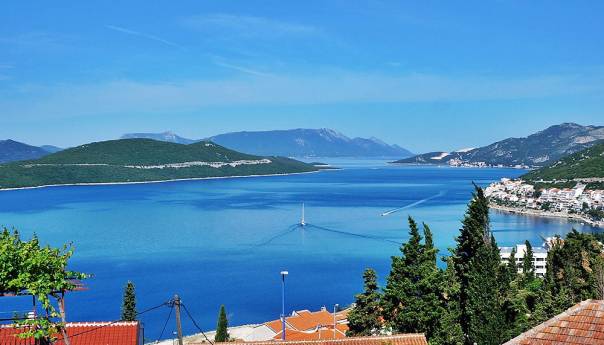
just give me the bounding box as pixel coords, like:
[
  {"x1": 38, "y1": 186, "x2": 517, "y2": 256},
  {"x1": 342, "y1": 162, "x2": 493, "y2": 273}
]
[{"x1": 1, "y1": 1, "x2": 603, "y2": 152}]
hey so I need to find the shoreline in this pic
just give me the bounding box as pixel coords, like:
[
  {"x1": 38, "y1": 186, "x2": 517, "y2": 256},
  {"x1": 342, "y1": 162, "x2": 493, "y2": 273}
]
[
  {"x1": 0, "y1": 170, "x2": 322, "y2": 192},
  {"x1": 489, "y1": 203, "x2": 603, "y2": 228},
  {"x1": 388, "y1": 162, "x2": 531, "y2": 169}
]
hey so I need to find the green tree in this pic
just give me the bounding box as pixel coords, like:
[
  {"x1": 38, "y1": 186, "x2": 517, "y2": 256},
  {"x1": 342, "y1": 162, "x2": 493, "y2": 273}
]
[
  {"x1": 542, "y1": 230, "x2": 603, "y2": 305},
  {"x1": 382, "y1": 217, "x2": 444, "y2": 341},
  {"x1": 0, "y1": 228, "x2": 87, "y2": 342},
  {"x1": 347, "y1": 268, "x2": 382, "y2": 336},
  {"x1": 522, "y1": 241, "x2": 535, "y2": 282},
  {"x1": 431, "y1": 255, "x2": 464, "y2": 345},
  {"x1": 121, "y1": 281, "x2": 137, "y2": 321},
  {"x1": 215, "y1": 305, "x2": 229, "y2": 342},
  {"x1": 452, "y1": 185, "x2": 504, "y2": 345}
]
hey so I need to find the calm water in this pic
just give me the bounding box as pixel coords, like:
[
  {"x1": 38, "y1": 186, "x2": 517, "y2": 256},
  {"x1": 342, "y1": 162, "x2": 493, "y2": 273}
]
[{"x1": 0, "y1": 161, "x2": 599, "y2": 340}]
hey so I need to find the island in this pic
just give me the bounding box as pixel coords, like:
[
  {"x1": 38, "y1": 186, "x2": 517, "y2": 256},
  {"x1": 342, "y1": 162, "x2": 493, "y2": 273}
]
[
  {"x1": 485, "y1": 142, "x2": 604, "y2": 227},
  {"x1": 0, "y1": 139, "x2": 320, "y2": 190}
]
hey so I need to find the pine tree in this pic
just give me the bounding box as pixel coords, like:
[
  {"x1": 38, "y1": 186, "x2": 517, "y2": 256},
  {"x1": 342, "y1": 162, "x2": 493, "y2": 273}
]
[
  {"x1": 347, "y1": 268, "x2": 382, "y2": 336},
  {"x1": 522, "y1": 240, "x2": 535, "y2": 282},
  {"x1": 382, "y1": 217, "x2": 444, "y2": 341},
  {"x1": 121, "y1": 281, "x2": 137, "y2": 321},
  {"x1": 452, "y1": 185, "x2": 504, "y2": 345},
  {"x1": 215, "y1": 305, "x2": 230, "y2": 342}
]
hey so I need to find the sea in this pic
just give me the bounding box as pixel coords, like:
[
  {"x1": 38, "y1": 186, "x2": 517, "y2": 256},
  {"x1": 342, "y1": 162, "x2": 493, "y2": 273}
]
[{"x1": 0, "y1": 159, "x2": 600, "y2": 341}]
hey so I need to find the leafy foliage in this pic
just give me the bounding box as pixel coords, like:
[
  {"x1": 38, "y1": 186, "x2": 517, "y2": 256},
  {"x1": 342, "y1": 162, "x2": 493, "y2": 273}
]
[
  {"x1": 0, "y1": 228, "x2": 87, "y2": 341},
  {"x1": 355, "y1": 186, "x2": 604, "y2": 345}
]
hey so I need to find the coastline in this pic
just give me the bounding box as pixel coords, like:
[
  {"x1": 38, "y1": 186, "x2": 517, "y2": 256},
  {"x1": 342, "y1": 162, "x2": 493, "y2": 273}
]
[
  {"x1": 489, "y1": 203, "x2": 603, "y2": 228},
  {"x1": 0, "y1": 170, "x2": 322, "y2": 192}
]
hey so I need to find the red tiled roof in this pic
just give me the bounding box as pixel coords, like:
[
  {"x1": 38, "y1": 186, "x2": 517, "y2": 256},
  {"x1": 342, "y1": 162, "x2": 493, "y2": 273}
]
[
  {"x1": 286, "y1": 310, "x2": 335, "y2": 332},
  {"x1": 201, "y1": 334, "x2": 427, "y2": 345},
  {"x1": 0, "y1": 321, "x2": 140, "y2": 345},
  {"x1": 265, "y1": 309, "x2": 346, "y2": 334},
  {"x1": 504, "y1": 299, "x2": 604, "y2": 344},
  {"x1": 266, "y1": 320, "x2": 284, "y2": 333},
  {"x1": 273, "y1": 329, "x2": 347, "y2": 341}
]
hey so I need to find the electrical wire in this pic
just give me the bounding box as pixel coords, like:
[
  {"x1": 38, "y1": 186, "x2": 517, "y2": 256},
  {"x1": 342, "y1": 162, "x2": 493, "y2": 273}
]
[
  {"x1": 157, "y1": 303, "x2": 174, "y2": 341},
  {"x1": 54, "y1": 301, "x2": 170, "y2": 342},
  {"x1": 181, "y1": 303, "x2": 215, "y2": 345}
]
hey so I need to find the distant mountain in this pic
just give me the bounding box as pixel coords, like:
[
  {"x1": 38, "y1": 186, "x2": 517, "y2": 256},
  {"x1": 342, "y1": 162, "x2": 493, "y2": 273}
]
[
  {"x1": 394, "y1": 123, "x2": 604, "y2": 167},
  {"x1": 0, "y1": 139, "x2": 318, "y2": 189},
  {"x1": 523, "y1": 142, "x2": 604, "y2": 181},
  {"x1": 208, "y1": 128, "x2": 413, "y2": 157},
  {"x1": 0, "y1": 139, "x2": 52, "y2": 163},
  {"x1": 40, "y1": 145, "x2": 63, "y2": 153},
  {"x1": 121, "y1": 131, "x2": 196, "y2": 145}
]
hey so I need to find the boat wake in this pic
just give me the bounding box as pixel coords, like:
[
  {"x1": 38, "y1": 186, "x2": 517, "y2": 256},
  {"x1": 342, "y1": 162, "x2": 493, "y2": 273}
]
[
  {"x1": 380, "y1": 191, "x2": 446, "y2": 216},
  {"x1": 305, "y1": 224, "x2": 400, "y2": 245},
  {"x1": 255, "y1": 224, "x2": 300, "y2": 247}
]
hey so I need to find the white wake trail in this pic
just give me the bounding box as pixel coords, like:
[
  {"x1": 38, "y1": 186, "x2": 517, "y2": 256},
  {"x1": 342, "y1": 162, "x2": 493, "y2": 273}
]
[{"x1": 381, "y1": 191, "x2": 446, "y2": 216}]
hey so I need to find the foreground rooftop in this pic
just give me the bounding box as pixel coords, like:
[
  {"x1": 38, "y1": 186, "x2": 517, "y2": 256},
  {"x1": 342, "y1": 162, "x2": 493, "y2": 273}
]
[{"x1": 504, "y1": 299, "x2": 604, "y2": 344}]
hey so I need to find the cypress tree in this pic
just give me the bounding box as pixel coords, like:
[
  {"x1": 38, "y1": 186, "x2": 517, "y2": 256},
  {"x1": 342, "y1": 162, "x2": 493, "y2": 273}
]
[
  {"x1": 452, "y1": 185, "x2": 504, "y2": 345},
  {"x1": 121, "y1": 281, "x2": 137, "y2": 321},
  {"x1": 431, "y1": 255, "x2": 464, "y2": 345},
  {"x1": 522, "y1": 240, "x2": 535, "y2": 282},
  {"x1": 347, "y1": 268, "x2": 382, "y2": 336},
  {"x1": 382, "y1": 217, "x2": 444, "y2": 341},
  {"x1": 215, "y1": 305, "x2": 229, "y2": 342}
]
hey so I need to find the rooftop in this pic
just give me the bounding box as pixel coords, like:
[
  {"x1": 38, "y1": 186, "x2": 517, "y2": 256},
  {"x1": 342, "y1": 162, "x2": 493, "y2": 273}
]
[
  {"x1": 0, "y1": 321, "x2": 140, "y2": 345},
  {"x1": 196, "y1": 334, "x2": 428, "y2": 345},
  {"x1": 504, "y1": 299, "x2": 604, "y2": 344}
]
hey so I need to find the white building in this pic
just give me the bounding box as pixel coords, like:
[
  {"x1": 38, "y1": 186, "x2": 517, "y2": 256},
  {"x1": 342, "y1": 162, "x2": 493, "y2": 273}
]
[{"x1": 499, "y1": 243, "x2": 548, "y2": 278}]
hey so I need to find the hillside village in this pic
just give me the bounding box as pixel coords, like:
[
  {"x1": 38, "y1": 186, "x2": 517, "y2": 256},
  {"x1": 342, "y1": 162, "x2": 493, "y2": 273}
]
[{"x1": 486, "y1": 178, "x2": 604, "y2": 227}]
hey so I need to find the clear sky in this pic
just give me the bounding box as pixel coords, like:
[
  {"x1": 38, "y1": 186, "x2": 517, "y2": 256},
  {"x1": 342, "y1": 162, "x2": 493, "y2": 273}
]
[{"x1": 1, "y1": 1, "x2": 603, "y2": 153}]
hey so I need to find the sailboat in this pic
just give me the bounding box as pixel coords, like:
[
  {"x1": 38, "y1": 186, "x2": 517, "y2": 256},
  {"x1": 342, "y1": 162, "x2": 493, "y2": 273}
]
[{"x1": 300, "y1": 203, "x2": 306, "y2": 226}]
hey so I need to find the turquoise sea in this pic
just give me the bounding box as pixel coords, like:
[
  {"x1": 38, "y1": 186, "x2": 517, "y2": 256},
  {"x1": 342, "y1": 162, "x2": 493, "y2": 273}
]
[{"x1": 0, "y1": 160, "x2": 599, "y2": 340}]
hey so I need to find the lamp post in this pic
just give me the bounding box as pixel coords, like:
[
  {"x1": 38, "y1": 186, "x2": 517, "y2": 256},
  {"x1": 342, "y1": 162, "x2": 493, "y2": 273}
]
[
  {"x1": 280, "y1": 271, "x2": 289, "y2": 341},
  {"x1": 333, "y1": 304, "x2": 339, "y2": 339}
]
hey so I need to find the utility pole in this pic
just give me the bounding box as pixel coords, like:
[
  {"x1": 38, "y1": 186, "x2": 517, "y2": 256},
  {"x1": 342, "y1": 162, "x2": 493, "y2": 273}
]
[
  {"x1": 280, "y1": 271, "x2": 289, "y2": 341},
  {"x1": 173, "y1": 295, "x2": 184, "y2": 345},
  {"x1": 333, "y1": 304, "x2": 339, "y2": 339}
]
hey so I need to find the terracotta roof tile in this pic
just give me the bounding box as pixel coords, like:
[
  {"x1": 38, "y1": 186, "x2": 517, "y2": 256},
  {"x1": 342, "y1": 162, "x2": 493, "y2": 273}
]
[
  {"x1": 203, "y1": 334, "x2": 427, "y2": 345},
  {"x1": 0, "y1": 321, "x2": 140, "y2": 345},
  {"x1": 504, "y1": 300, "x2": 604, "y2": 345}
]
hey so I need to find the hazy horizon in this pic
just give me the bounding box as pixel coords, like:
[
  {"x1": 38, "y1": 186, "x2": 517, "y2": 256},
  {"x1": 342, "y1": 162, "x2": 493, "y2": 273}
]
[{"x1": 2, "y1": 1, "x2": 603, "y2": 152}]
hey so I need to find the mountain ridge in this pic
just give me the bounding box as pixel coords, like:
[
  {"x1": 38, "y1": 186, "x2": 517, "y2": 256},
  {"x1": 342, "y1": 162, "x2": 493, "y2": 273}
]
[
  {"x1": 208, "y1": 128, "x2": 413, "y2": 157},
  {"x1": 394, "y1": 123, "x2": 604, "y2": 167},
  {"x1": 0, "y1": 139, "x2": 55, "y2": 164},
  {"x1": 523, "y1": 141, "x2": 604, "y2": 182},
  {"x1": 121, "y1": 128, "x2": 413, "y2": 157},
  {"x1": 0, "y1": 139, "x2": 318, "y2": 189}
]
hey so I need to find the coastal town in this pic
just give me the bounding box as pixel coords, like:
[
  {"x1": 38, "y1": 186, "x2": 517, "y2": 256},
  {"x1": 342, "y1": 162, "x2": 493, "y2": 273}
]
[{"x1": 485, "y1": 178, "x2": 604, "y2": 227}]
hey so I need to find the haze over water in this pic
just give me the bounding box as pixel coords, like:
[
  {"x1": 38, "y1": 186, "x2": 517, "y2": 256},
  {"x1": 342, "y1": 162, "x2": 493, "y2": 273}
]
[{"x1": 0, "y1": 160, "x2": 598, "y2": 340}]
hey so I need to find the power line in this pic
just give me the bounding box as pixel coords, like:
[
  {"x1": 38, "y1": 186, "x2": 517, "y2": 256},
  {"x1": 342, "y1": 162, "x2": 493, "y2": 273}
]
[
  {"x1": 158, "y1": 303, "x2": 174, "y2": 342},
  {"x1": 181, "y1": 303, "x2": 215, "y2": 345},
  {"x1": 54, "y1": 301, "x2": 170, "y2": 342}
]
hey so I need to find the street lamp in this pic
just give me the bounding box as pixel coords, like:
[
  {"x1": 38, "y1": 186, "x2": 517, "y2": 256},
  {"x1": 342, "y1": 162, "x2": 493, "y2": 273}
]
[
  {"x1": 281, "y1": 271, "x2": 289, "y2": 341},
  {"x1": 333, "y1": 304, "x2": 339, "y2": 339}
]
